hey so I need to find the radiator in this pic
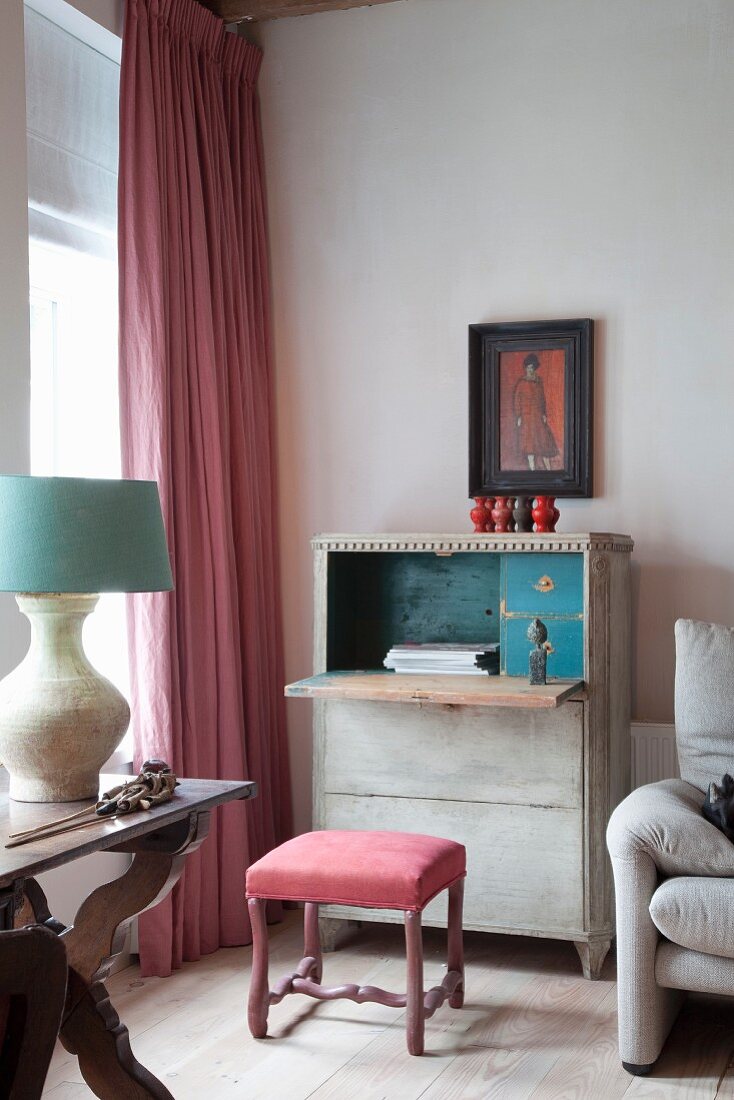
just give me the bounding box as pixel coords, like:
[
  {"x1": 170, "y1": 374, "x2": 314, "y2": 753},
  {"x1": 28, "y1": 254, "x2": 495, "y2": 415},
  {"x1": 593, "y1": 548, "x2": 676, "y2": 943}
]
[{"x1": 631, "y1": 722, "x2": 678, "y2": 788}]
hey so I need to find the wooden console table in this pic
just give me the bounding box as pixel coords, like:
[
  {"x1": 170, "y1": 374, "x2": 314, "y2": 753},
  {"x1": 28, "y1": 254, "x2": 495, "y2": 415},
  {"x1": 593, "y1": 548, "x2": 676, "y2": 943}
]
[{"x1": 0, "y1": 769, "x2": 256, "y2": 1099}]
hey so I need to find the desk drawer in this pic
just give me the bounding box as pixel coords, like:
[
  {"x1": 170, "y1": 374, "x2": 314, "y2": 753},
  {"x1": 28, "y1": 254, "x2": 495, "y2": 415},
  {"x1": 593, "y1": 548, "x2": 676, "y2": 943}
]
[
  {"x1": 321, "y1": 699, "x2": 583, "y2": 808},
  {"x1": 503, "y1": 553, "x2": 583, "y2": 616},
  {"x1": 321, "y1": 793, "x2": 584, "y2": 933}
]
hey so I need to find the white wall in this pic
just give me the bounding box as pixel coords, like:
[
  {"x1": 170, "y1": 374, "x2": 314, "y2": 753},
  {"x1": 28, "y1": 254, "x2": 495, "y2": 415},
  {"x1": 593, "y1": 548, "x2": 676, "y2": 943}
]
[
  {"x1": 258, "y1": 0, "x2": 734, "y2": 833},
  {"x1": 62, "y1": 0, "x2": 121, "y2": 32}
]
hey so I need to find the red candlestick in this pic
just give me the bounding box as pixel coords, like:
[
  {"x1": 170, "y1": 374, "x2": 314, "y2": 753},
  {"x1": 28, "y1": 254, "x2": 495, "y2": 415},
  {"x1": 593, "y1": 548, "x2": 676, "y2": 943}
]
[
  {"x1": 491, "y1": 496, "x2": 513, "y2": 532},
  {"x1": 532, "y1": 496, "x2": 557, "y2": 532},
  {"x1": 470, "y1": 497, "x2": 491, "y2": 532},
  {"x1": 484, "y1": 497, "x2": 496, "y2": 532}
]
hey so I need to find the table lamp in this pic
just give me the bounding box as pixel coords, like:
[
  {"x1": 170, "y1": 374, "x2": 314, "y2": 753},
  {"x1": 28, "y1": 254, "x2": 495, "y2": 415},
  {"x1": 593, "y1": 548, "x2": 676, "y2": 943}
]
[{"x1": 0, "y1": 476, "x2": 173, "y2": 802}]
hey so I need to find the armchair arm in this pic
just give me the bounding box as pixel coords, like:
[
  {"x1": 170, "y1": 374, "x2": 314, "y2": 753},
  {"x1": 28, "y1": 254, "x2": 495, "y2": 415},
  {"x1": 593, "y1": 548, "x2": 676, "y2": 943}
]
[
  {"x1": 608, "y1": 778, "x2": 734, "y2": 876},
  {"x1": 606, "y1": 781, "x2": 695, "y2": 1069}
]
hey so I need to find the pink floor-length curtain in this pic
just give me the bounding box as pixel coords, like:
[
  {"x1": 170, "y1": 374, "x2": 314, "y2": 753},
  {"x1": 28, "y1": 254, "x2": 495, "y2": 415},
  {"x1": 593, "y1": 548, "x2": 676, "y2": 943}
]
[{"x1": 118, "y1": 0, "x2": 292, "y2": 977}]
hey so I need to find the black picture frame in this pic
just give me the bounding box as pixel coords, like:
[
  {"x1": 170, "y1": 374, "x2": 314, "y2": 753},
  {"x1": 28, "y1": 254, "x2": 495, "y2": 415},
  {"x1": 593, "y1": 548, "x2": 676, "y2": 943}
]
[{"x1": 468, "y1": 318, "x2": 593, "y2": 498}]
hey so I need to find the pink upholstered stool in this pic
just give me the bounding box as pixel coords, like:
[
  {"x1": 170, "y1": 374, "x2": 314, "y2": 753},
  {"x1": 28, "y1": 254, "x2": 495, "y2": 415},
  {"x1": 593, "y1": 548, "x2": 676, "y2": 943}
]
[{"x1": 246, "y1": 829, "x2": 466, "y2": 1056}]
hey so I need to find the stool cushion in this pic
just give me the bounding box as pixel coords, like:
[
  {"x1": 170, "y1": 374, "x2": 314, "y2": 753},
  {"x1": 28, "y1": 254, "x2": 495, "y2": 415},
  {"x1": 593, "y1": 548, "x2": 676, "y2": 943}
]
[{"x1": 246, "y1": 830, "x2": 466, "y2": 911}]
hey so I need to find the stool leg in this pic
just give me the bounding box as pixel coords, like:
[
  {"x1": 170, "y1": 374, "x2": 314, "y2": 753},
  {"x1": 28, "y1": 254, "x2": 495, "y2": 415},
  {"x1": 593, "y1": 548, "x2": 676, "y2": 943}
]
[
  {"x1": 405, "y1": 910, "x2": 425, "y2": 1056},
  {"x1": 304, "y1": 902, "x2": 323, "y2": 983},
  {"x1": 247, "y1": 898, "x2": 270, "y2": 1039},
  {"x1": 447, "y1": 878, "x2": 465, "y2": 1009}
]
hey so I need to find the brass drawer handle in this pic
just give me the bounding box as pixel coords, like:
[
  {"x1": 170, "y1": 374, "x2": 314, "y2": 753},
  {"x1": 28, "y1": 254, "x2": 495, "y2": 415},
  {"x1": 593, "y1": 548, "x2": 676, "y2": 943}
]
[{"x1": 533, "y1": 575, "x2": 555, "y2": 593}]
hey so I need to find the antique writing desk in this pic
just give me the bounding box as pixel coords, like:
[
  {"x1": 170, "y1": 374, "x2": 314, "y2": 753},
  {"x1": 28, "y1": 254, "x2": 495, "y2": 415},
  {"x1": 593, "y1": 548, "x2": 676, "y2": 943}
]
[
  {"x1": 0, "y1": 769, "x2": 256, "y2": 1099},
  {"x1": 286, "y1": 532, "x2": 632, "y2": 980}
]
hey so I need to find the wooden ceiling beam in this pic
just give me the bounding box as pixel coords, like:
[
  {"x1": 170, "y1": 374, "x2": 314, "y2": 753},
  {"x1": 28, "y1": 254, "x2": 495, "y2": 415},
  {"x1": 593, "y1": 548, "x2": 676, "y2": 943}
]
[{"x1": 200, "y1": 0, "x2": 401, "y2": 23}]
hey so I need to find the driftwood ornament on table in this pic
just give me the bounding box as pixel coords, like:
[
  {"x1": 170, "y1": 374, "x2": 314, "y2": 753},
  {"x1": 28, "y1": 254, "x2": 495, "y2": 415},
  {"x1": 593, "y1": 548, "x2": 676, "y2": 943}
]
[
  {"x1": 6, "y1": 759, "x2": 179, "y2": 849},
  {"x1": 528, "y1": 619, "x2": 549, "y2": 685}
]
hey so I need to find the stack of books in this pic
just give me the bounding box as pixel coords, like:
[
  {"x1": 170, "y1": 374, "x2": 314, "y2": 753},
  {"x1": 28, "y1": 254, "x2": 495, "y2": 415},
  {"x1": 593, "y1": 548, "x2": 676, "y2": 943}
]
[{"x1": 383, "y1": 642, "x2": 499, "y2": 676}]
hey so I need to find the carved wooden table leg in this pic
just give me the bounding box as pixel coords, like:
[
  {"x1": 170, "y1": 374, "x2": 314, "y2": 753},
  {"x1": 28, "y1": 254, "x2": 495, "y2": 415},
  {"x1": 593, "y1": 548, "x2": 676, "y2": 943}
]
[
  {"x1": 15, "y1": 876, "x2": 66, "y2": 933},
  {"x1": 62, "y1": 975, "x2": 173, "y2": 1100},
  {"x1": 51, "y1": 811, "x2": 211, "y2": 1100}
]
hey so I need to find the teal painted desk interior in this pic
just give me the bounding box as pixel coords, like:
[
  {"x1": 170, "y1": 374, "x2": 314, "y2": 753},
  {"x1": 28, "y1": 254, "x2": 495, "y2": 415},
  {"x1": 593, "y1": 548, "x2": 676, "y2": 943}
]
[
  {"x1": 327, "y1": 549, "x2": 584, "y2": 680},
  {"x1": 501, "y1": 552, "x2": 584, "y2": 679}
]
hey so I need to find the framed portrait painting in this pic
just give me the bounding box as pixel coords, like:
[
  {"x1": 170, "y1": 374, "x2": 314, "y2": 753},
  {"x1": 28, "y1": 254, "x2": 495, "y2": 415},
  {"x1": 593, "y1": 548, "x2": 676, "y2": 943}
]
[{"x1": 469, "y1": 318, "x2": 593, "y2": 498}]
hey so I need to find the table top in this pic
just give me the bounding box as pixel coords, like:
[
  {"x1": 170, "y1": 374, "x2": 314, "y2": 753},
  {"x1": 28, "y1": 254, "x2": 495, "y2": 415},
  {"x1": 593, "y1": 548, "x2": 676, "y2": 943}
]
[
  {"x1": 285, "y1": 670, "x2": 585, "y2": 709},
  {"x1": 0, "y1": 770, "x2": 256, "y2": 889}
]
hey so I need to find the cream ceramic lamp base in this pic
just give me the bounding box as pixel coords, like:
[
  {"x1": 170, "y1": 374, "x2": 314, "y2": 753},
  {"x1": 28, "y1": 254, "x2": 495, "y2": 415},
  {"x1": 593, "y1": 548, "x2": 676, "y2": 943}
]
[{"x1": 0, "y1": 594, "x2": 130, "y2": 802}]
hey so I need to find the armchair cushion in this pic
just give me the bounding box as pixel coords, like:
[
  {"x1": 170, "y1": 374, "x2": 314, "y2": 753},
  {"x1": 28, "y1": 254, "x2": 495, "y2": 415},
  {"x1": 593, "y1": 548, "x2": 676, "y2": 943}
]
[
  {"x1": 607, "y1": 778, "x2": 734, "y2": 877},
  {"x1": 675, "y1": 619, "x2": 734, "y2": 792},
  {"x1": 650, "y1": 876, "x2": 734, "y2": 958}
]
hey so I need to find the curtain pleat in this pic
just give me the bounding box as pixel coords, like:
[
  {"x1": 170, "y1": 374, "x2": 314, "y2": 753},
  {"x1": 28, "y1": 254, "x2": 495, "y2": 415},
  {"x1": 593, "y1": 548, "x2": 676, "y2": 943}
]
[{"x1": 118, "y1": 0, "x2": 292, "y2": 977}]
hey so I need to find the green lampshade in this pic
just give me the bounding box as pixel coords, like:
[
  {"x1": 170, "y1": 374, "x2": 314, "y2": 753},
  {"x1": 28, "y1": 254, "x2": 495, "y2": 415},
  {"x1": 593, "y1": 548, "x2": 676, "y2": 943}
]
[{"x1": 0, "y1": 475, "x2": 173, "y2": 593}]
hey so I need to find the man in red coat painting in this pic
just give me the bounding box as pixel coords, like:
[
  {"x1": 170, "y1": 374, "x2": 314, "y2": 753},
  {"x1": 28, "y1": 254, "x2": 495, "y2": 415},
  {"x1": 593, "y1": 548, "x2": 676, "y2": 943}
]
[{"x1": 513, "y1": 353, "x2": 559, "y2": 470}]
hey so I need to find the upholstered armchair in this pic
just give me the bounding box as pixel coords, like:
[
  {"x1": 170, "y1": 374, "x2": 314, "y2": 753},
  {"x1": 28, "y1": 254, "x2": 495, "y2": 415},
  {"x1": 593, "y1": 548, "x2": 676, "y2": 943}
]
[{"x1": 607, "y1": 618, "x2": 734, "y2": 1074}]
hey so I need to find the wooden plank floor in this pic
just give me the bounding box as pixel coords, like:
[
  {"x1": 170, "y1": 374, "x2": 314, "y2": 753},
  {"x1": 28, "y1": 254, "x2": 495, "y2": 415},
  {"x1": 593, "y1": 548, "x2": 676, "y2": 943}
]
[{"x1": 43, "y1": 912, "x2": 734, "y2": 1098}]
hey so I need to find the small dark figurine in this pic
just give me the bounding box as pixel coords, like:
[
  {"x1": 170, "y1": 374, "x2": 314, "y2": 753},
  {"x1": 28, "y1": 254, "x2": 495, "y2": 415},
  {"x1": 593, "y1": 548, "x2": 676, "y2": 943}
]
[
  {"x1": 528, "y1": 618, "x2": 548, "y2": 685},
  {"x1": 703, "y1": 774, "x2": 734, "y2": 842}
]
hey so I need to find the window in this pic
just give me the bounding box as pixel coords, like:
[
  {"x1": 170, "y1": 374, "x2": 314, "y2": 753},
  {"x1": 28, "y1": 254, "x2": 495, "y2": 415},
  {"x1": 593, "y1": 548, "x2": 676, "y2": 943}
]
[
  {"x1": 29, "y1": 245, "x2": 120, "y2": 480},
  {"x1": 25, "y1": 4, "x2": 129, "y2": 720}
]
